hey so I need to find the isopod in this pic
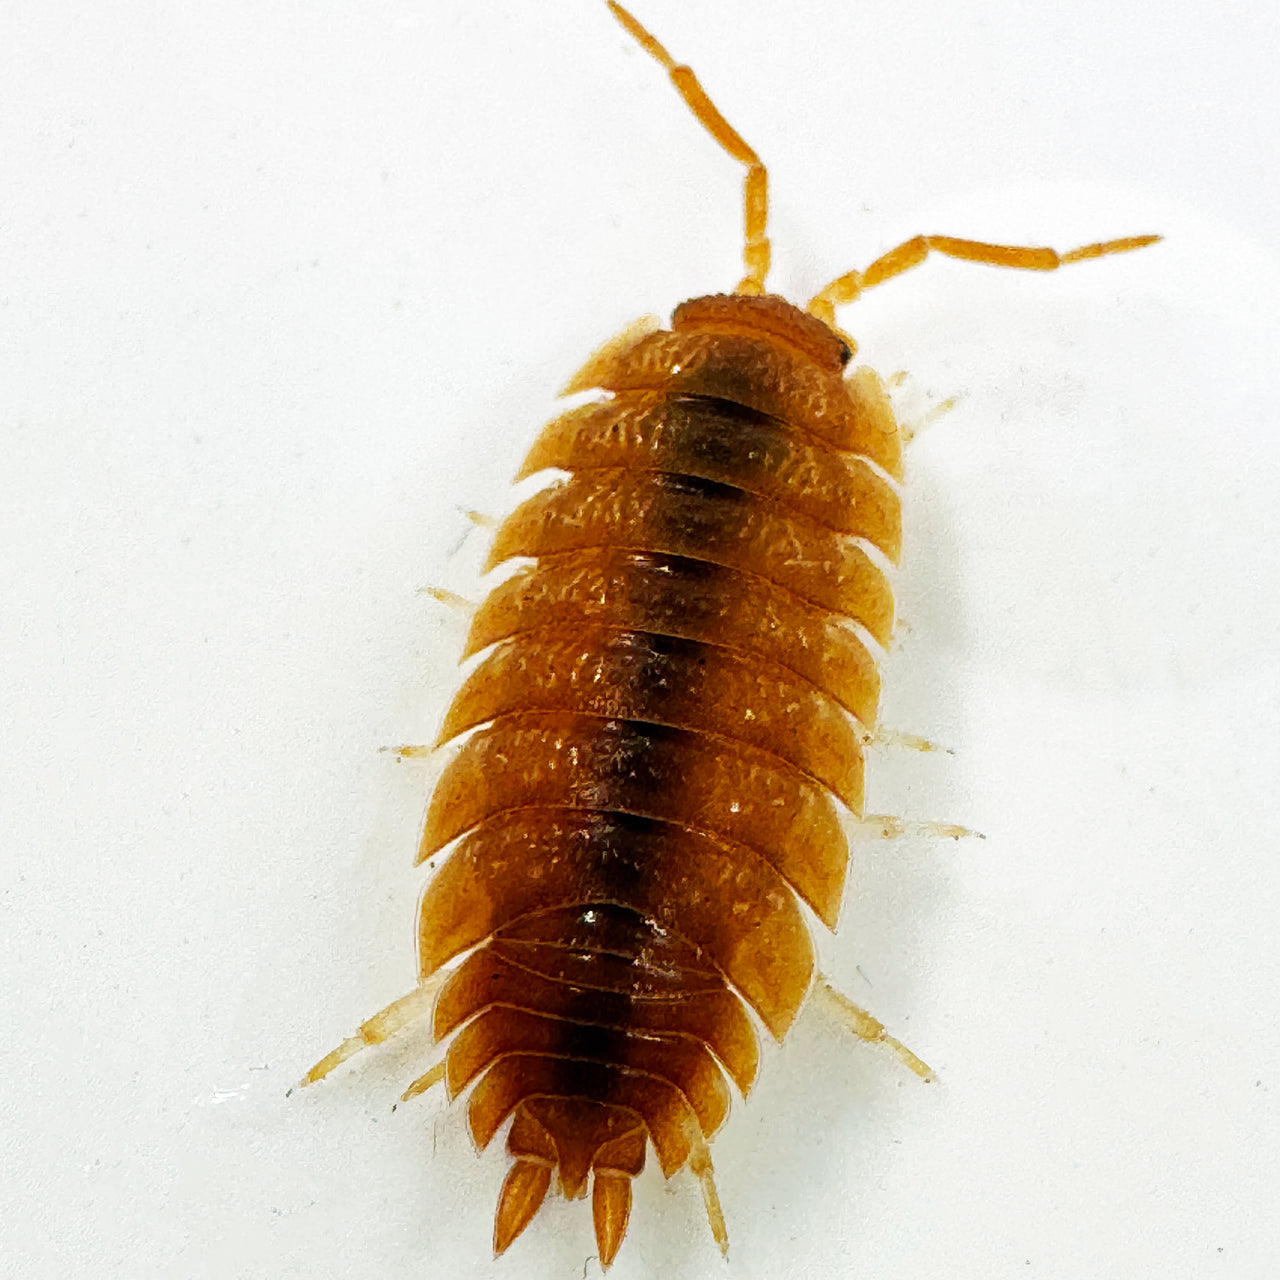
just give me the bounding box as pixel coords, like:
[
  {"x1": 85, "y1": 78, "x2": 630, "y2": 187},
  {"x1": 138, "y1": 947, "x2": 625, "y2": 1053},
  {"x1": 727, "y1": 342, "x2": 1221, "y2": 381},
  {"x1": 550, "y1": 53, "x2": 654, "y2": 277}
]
[{"x1": 300, "y1": 1, "x2": 1159, "y2": 1266}]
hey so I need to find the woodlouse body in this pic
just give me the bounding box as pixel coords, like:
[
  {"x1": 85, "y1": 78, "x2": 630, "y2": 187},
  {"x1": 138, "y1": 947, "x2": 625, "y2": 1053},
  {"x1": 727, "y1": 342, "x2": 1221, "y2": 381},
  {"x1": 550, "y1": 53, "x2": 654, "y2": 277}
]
[
  {"x1": 419, "y1": 292, "x2": 898, "y2": 1258},
  {"x1": 301, "y1": 2, "x2": 1158, "y2": 1267}
]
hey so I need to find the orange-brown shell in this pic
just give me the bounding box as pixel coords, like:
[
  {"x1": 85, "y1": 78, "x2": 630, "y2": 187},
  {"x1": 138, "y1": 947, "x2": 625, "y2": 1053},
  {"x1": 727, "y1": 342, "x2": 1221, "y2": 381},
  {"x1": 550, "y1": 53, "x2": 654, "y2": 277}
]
[{"x1": 420, "y1": 292, "x2": 901, "y2": 1263}]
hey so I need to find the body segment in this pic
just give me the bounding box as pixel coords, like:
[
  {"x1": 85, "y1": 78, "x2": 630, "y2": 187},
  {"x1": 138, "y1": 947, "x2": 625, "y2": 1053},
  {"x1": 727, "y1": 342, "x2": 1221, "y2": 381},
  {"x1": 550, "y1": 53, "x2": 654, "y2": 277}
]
[{"x1": 415, "y1": 293, "x2": 901, "y2": 1259}]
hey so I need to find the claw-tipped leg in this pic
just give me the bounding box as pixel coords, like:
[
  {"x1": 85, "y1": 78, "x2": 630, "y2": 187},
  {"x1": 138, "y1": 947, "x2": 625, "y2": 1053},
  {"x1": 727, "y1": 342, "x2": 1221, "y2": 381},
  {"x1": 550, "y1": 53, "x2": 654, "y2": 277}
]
[
  {"x1": 853, "y1": 813, "x2": 985, "y2": 841},
  {"x1": 682, "y1": 1112, "x2": 728, "y2": 1256},
  {"x1": 298, "y1": 972, "x2": 446, "y2": 1087},
  {"x1": 400, "y1": 1059, "x2": 446, "y2": 1102},
  {"x1": 692, "y1": 1150, "x2": 728, "y2": 1257},
  {"x1": 813, "y1": 976, "x2": 937, "y2": 1083}
]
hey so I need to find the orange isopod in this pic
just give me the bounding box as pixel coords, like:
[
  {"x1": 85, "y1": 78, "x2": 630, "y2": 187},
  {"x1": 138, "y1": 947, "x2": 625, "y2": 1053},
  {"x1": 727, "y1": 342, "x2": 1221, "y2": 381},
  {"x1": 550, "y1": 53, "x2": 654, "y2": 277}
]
[{"x1": 300, "y1": 2, "x2": 1159, "y2": 1267}]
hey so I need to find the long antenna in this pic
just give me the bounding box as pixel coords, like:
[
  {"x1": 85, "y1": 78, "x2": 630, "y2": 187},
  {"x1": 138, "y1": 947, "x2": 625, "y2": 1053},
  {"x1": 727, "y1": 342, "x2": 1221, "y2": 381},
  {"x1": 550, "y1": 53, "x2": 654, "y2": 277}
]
[{"x1": 607, "y1": 1, "x2": 771, "y2": 295}]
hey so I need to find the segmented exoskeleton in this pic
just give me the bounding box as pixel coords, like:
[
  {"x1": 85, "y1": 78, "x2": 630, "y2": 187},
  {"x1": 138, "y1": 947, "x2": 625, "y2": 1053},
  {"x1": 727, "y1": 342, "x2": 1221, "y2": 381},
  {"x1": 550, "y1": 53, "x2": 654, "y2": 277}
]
[{"x1": 300, "y1": 2, "x2": 1159, "y2": 1267}]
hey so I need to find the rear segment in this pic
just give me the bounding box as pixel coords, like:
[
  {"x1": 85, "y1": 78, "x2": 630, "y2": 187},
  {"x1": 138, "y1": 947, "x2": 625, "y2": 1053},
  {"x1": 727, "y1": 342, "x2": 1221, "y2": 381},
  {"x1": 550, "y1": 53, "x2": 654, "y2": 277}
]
[{"x1": 420, "y1": 293, "x2": 903, "y2": 1263}]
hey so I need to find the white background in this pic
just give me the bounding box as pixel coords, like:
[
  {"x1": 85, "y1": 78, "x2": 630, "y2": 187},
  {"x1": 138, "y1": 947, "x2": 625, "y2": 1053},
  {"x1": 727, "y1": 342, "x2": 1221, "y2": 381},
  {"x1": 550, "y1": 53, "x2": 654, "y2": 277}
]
[{"x1": 3, "y1": 1, "x2": 1279, "y2": 1278}]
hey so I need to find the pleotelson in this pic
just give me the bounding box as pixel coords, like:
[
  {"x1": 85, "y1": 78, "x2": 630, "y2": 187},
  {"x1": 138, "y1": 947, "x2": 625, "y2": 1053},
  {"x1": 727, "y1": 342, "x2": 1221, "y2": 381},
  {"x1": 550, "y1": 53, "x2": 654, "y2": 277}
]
[{"x1": 417, "y1": 290, "x2": 903, "y2": 1223}]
